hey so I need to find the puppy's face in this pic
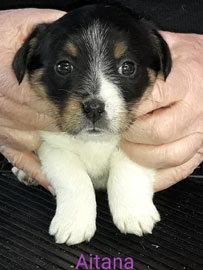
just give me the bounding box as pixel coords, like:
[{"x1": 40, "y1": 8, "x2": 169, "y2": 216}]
[{"x1": 13, "y1": 5, "x2": 171, "y2": 137}]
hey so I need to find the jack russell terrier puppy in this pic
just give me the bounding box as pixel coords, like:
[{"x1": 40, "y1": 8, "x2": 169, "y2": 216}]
[{"x1": 12, "y1": 4, "x2": 171, "y2": 245}]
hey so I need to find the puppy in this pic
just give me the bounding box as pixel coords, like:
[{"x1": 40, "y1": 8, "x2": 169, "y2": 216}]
[{"x1": 12, "y1": 4, "x2": 171, "y2": 245}]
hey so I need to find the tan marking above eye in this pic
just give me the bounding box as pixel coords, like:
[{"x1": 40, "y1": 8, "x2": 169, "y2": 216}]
[
  {"x1": 114, "y1": 42, "x2": 127, "y2": 59},
  {"x1": 66, "y1": 42, "x2": 78, "y2": 57}
]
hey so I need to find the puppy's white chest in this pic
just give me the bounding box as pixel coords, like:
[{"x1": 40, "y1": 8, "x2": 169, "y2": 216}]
[
  {"x1": 39, "y1": 131, "x2": 119, "y2": 189},
  {"x1": 78, "y1": 142, "x2": 114, "y2": 181}
]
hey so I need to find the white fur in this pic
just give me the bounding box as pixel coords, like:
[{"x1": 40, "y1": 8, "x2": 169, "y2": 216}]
[
  {"x1": 82, "y1": 20, "x2": 108, "y2": 62},
  {"x1": 38, "y1": 136, "x2": 97, "y2": 245},
  {"x1": 35, "y1": 130, "x2": 160, "y2": 245},
  {"x1": 98, "y1": 74, "x2": 126, "y2": 133},
  {"x1": 108, "y1": 149, "x2": 160, "y2": 235},
  {"x1": 12, "y1": 130, "x2": 160, "y2": 245}
]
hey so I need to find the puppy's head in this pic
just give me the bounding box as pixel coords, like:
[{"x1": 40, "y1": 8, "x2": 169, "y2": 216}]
[{"x1": 13, "y1": 4, "x2": 171, "y2": 138}]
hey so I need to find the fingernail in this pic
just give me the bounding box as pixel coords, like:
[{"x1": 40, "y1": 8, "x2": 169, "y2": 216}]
[{"x1": 47, "y1": 185, "x2": 56, "y2": 196}]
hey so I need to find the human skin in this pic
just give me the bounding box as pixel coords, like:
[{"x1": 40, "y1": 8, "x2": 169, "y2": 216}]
[
  {"x1": 121, "y1": 32, "x2": 203, "y2": 191},
  {"x1": 0, "y1": 9, "x2": 202, "y2": 194},
  {"x1": 0, "y1": 9, "x2": 66, "y2": 194}
]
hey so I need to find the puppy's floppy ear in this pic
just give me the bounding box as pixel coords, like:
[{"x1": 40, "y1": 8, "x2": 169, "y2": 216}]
[
  {"x1": 12, "y1": 24, "x2": 47, "y2": 84},
  {"x1": 152, "y1": 29, "x2": 172, "y2": 80},
  {"x1": 137, "y1": 18, "x2": 171, "y2": 80}
]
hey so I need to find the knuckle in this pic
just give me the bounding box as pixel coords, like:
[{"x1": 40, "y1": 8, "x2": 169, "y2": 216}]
[
  {"x1": 174, "y1": 153, "x2": 203, "y2": 181},
  {"x1": 174, "y1": 165, "x2": 191, "y2": 181},
  {"x1": 173, "y1": 168, "x2": 187, "y2": 182}
]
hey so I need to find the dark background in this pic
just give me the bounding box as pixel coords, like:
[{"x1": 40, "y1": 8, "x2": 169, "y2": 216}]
[{"x1": 0, "y1": 0, "x2": 203, "y2": 34}]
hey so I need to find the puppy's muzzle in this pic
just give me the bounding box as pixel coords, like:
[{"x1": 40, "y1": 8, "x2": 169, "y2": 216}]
[{"x1": 82, "y1": 99, "x2": 105, "y2": 123}]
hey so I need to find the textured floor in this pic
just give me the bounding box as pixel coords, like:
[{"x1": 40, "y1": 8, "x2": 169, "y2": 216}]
[{"x1": 0, "y1": 154, "x2": 202, "y2": 270}]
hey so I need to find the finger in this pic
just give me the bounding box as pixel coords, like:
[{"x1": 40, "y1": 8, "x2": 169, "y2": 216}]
[
  {"x1": 121, "y1": 132, "x2": 203, "y2": 169},
  {"x1": 0, "y1": 94, "x2": 57, "y2": 130},
  {"x1": 0, "y1": 146, "x2": 55, "y2": 195},
  {"x1": 135, "y1": 72, "x2": 186, "y2": 118},
  {"x1": 0, "y1": 9, "x2": 66, "y2": 54},
  {"x1": 24, "y1": 8, "x2": 66, "y2": 31},
  {"x1": 16, "y1": 9, "x2": 66, "y2": 54},
  {"x1": 125, "y1": 97, "x2": 201, "y2": 145},
  {"x1": 154, "y1": 152, "x2": 203, "y2": 192},
  {"x1": 0, "y1": 127, "x2": 41, "y2": 151},
  {"x1": 0, "y1": 9, "x2": 66, "y2": 45}
]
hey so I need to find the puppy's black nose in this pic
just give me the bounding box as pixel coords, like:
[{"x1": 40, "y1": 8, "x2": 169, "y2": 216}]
[{"x1": 82, "y1": 99, "x2": 105, "y2": 123}]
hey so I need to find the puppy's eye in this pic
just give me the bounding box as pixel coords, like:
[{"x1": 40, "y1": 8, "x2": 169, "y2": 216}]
[
  {"x1": 56, "y1": 61, "x2": 73, "y2": 75},
  {"x1": 118, "y1": 61, "x2": 136, "y2": 77}
]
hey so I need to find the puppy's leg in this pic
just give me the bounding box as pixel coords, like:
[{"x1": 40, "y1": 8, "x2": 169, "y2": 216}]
[
  {"x1": 11, "y1": 167, "x2": 38, "y2": 186},
  {"x1": 38, "y1": 143, "x2": 96, "y2": 245},
  {"x1": 108, "y1": 148, "x2": 160, "y2": 236}
]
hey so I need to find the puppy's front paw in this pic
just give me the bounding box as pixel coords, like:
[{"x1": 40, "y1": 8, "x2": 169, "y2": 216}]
[
  {"x1": 49, "y1": 206, "x2": 96, "y2": 245},
  {"x1": 112, "y1": 201, "x2": 160, "y2": 236},
  {"x1": 11, "y1": 167, "x2": 38, "y2": 186}
]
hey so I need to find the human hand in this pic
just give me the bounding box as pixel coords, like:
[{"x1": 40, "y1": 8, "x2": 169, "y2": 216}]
[
  {"x1": 0, "y1": 8, "x2": 66, "y2": 194},
  {"x1": 121, "y1": 32, "x2": 203, "y2": 192}
]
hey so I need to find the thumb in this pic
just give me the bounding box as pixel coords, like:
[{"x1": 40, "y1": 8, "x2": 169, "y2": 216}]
[
  {"x1": 1, "y1": 146, "x2": 55, "y2": 195},
  {"x1": 121, "y1": 133, "x2": 203, "y2": 168}
]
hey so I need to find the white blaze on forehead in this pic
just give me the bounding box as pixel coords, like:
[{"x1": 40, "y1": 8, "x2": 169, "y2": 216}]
[
  {"x1": 82, "y1": 20, "x2": 110, "y2": 77},
  {"x1": 82, "y1": 21, "x2": 125, "y2": 109},
  {"x1": 81, "y1": 20, "x2": 110, "y2": 93},
  {"x1": 82, "y1": 21, "x2": 127, "y2": 131},
  {"x1": 82, "y1": 20, "x2": 108, "y2": 56}
]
